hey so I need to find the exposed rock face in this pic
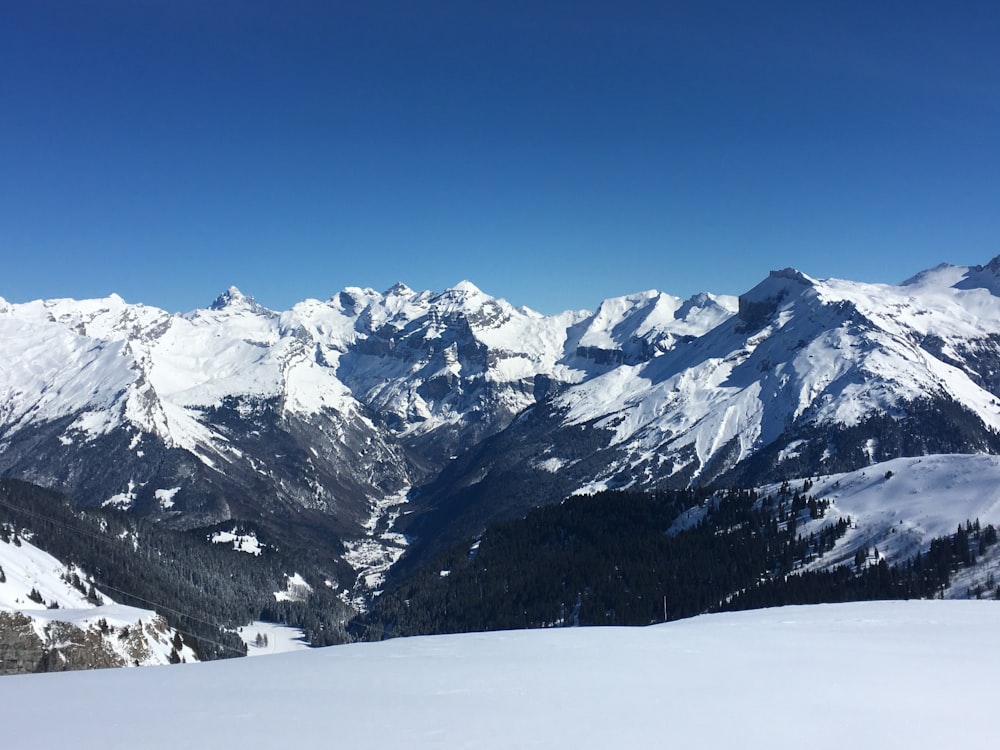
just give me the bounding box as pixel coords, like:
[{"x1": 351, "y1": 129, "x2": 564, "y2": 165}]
[
  {"x1": 0, "y1": 611, "x2": 184, "y2": 675},
  {"x1": 0, "y1": 612, "x2": 47, "y2": 674},
  {"x1": 0, "y1": 612, "x2": 127, "y2": 674},
  {"x1": 36, "y1": 620, "x2": 128, "y2": 672}
]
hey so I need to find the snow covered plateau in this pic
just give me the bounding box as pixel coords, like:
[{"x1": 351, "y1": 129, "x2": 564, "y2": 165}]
[{"x1": 0, "y1": 600, "x2": 995, "y2": 749}]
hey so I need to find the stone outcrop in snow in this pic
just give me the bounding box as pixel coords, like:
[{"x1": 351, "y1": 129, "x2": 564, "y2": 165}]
[{"x1": 0, "y1": 528, "x2": 198, "y2": 674}]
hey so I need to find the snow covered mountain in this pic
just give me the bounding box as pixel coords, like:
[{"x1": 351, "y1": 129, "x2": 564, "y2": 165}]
[
  {"x1": 4, "y1": 258, "x2": 1000, "y2": 600},
  {"x1": 0, "y1": 522, "x2": 197, "y2": 673},
  {"x1": 561, "y1": 262, "x2": 1000, "y2": 484},
  {"x1": 0, "y1": 279, "x2": 735, "y2": 586},
  {"x1": 403, "y1": 259, "x2": 1000, "y2": 552}
]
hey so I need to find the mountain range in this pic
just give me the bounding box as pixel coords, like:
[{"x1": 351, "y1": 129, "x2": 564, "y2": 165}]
[{"x1": 4, "y1": 257, "x2": 1000, "y2": 618}]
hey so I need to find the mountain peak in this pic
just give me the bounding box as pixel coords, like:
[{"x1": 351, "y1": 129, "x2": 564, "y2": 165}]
[
  {"x1": 209, "y1": 286, "x2": 269, "y2": 314},
  {"x1": 210, "y1": 286, "x2": 246, "y2": 309},
  {"x1": 386, "y1": 282, "x2": 413, "y2": 296},
  {"x1": 737, "y1": 268, "x2": 816, "y2": 328},
  {"x1": 447, "y1": 280, "x2": 483, "y2": 295},
  {"x1": 769, "y1": 267, "x2": 816, "y2": 286},
  {"x1": 954, "y1": 254, "x2": 1000, "y2": 295}
]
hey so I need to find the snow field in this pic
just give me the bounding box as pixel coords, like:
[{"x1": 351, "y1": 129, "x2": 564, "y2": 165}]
[
  {"x1": 784, "y1": 454, "x2": 1000, "y2": 569},
  {"x1": 237, "y1": 620, "x2": 310, "y2": 656},
  {"x1": 0, "y1": 531, "x2": 97, "y2": 611},
  {"x1": 0, "y1": 600, "x2": 996, "y2": 749}
]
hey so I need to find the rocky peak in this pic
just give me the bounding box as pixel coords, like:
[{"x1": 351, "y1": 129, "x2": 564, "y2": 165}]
[
  {"x1": 209, "y1": 286, "x2": 271, "y2": 315},
  {"x1": 738, "y1": 268, "x2": 816, "y2": 328}
]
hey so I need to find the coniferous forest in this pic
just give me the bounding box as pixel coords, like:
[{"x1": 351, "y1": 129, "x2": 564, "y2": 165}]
[
  {"x1": 363, "y1": 485, "x2": 996, "y2": 639},
  {"x1": 3, "y1": 475, "x2": 996, "y2": 655},
  {"x1": 0, "y1": 479, "x2": 354, "y2": 656}
]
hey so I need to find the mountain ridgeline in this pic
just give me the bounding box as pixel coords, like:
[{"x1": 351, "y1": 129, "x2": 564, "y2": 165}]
[{"x1": 3, "y1": 258, "x2": 1000, "y2": 648}]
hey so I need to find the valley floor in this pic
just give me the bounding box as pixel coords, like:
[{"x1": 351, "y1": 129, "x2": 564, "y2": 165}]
[{"x1": 0, "y1": 599, "x2": 996, "y2": 749}]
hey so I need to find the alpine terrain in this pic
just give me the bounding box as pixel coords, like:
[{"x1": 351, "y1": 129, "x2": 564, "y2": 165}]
[{"x1": 4, "y1": 256, "x2": 1000, "y2": 659}]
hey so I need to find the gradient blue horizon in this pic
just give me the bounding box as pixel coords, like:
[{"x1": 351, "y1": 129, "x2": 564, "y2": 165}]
[{"x1": 2, "y1": 1, "x2": 999, "y2": 314}]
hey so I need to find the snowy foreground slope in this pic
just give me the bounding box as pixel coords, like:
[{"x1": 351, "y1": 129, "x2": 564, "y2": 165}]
[{"x1": 1, "y1": 600, "x2": 996, "y2": 749}]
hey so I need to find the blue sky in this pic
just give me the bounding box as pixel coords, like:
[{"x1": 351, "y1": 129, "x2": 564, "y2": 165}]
[{"x1": 2, "y1": 1, "x2": 999, "y2": 313}]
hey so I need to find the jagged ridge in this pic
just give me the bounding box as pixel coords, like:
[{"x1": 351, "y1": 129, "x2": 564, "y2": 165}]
[{"x1": 4, "y1": 258, "x2": 1000, "y2": 601}]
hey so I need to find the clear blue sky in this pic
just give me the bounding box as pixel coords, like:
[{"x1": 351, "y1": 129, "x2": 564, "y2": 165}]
[{"x1": 2, "y1": 1, "x2": 999, "y2": 313}]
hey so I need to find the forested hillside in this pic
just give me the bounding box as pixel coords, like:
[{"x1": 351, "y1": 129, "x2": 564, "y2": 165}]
[
  {"x1": 366, "y1": 485, "x2": 998, "y2": 638},
  {"x1": 0, "y1": 480, "x2": 354, "y2": 655}
]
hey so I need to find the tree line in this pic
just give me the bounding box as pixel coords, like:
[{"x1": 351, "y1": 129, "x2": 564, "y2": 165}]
[{"x1": 363, "y1": 483, "x2": 996, "y2": 639}]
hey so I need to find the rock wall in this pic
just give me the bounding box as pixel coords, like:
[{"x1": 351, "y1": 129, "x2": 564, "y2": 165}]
[
  {"x1": 0, "y1": 611, "x2": 130, "y2": 675},
  {"x1": 0, "y1": 611, "x2": 47, "y2": 675}
]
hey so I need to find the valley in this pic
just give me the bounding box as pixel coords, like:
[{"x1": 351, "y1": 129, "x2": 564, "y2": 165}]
[{"x1": 4, "y1": 257, "x2": 1000, "y2": 665}]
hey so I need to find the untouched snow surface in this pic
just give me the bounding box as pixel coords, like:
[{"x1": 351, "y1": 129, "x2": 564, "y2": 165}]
[
  {"x1": 0, "y1": 600, "x2": 997, "y2": 749},
  {"x1": 795, "y1": 454, "x2": 1000, "y2": 563},
  {"x1": 237, "y1": 620, "x2": 310, "y2": 657},
  {"x1": 744, "y1": 454, "x2": 1000, "y2": 570}
]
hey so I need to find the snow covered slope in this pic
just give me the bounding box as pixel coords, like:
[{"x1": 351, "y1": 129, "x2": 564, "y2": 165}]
[
  {"x1": 0, "y1": 600, "x2": 995, "y2": 749},
  {"x1": 0, "y1": 526, "x2": 197, "y2": 673},
  {"x1": 763, "y1": 454, "x2": 1000, "y2": 597},
  {"x1": 418, "y1": 258, "x2": 1000, "y2": 534},
  {"x1": 555, "y1": 263, "x2": 1000, "y2": 488},
  {"x1": 780, "y1": 454, "x2": 1000, "y2": 559},
  {"x1": 237, "y1": 620, "x2": 310, "y2": 657},
  {"x1": 658, "y1": 452, "x2": 1000, "y2": 591}
]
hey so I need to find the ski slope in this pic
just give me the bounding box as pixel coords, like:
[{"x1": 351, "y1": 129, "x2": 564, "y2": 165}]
[{"x1": 0, "y1": 600, "x2": 996, "y2": 749}]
